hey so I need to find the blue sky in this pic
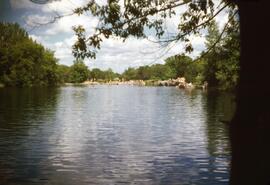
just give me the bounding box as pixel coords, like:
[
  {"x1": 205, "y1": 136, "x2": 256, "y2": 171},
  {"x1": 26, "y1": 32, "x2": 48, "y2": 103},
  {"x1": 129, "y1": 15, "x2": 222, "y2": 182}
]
[{"x1": 0, "y1": 0, "x2": 228, "y2": 73}]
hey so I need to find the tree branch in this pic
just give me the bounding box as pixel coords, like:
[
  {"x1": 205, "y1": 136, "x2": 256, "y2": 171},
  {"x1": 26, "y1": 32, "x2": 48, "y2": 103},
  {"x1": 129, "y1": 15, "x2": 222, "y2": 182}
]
[
  {"x1": 151, "y1": 1, "x2": 232, "y2": 44},
  {"x1": 26, "y1": 12, "x2": 75, "y2": 32},
  {"x1": 195, "y1": 10, "x2": 239, "y2": 61}
]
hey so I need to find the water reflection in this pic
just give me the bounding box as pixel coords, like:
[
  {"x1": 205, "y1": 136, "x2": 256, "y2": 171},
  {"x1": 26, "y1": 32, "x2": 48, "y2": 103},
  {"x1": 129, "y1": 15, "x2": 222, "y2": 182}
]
[
  {"x1": 0, "y1": 86, "x2": 234, "y2": 184},
  {"x1": 203, "y1": 91, "x2": 234, "y2": 156},
  {"x1": 0, "y1": 87, "x2": 60, "y2": 185}
]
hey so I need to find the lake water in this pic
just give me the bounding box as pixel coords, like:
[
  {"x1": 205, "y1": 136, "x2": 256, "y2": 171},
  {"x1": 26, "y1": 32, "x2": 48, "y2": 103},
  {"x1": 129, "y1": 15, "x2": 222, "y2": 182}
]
[{"x1": 0, "y1": 85, "x2": 234, "y2": 185}]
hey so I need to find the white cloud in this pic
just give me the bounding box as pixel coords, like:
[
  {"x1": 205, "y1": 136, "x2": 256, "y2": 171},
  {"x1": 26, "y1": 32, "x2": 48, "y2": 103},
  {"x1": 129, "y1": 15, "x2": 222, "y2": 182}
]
[
  {"x1": 216, "y1": 11, "x2": 229, "y2": 31},
  {"x1": 25, "y1": 13, "x2": 98, "y2": 36},
  {"x1": 30, "y1": 31, "x2": 204, "y2": 73},
  {"x1": 41, "y1": 0, "x2": 88, "y2": 14},
  {"x1": 85, "y1": 36, "x2": 188, "y2": 73},
  {"x1": 22, "y1": 0, "x2": 228, "y2": 73},
  {"x1": 29, "y1": 34, "x2": 44, "y2": 43},
  {"x1": 25, "y1": 14, "x2": 52, "y2": 27},
  {"x1": 10, "y1": 0, "x2": 42, "y2": 9},
  {"x1": 44, "y1": 14, "x2": 98, "y2": 35}
]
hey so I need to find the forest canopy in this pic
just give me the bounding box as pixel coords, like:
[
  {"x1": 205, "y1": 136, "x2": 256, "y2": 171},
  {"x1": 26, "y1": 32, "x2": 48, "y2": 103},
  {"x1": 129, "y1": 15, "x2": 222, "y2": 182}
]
[
  {"x1": 70, "y1": 0, "x2": 238, "y2": 60},
  {"x1": 0, "y1": 22, "x2": 59, "y2": 86},
  {"x1": 0, "y1": 19, "x2": 239, "y2": 90}
]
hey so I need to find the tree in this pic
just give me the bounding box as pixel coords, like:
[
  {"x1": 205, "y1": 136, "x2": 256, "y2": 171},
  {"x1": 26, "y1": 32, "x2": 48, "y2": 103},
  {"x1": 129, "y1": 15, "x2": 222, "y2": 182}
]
[
  {"x1": 89, "y1": 68, "x2": 105, "y2": 80},
  {"x1": 149, "y1": 64, "x2": 175, "y2": 80},
  {"x1": 229, "y1": 1, "x2": 270, "y2": 185},
  {"x1": 28, "y1": 0, "x2": 270, "y2": 184},
  {"x1": 202, "y1": 19, "x2": 239, "y2": 90},
  {"x1": 165, "y1": 54, "x2": 193, "y2": 79},
  {"x1": 136, "y1": 66, "x2": 152, "y2": 80},
  {"x1": 69, "y1": 1, "x2": 270, "y2": 184},
  {"x1": 69, "y1": 59, "x2": 89, "y2": 83},
  {"x1": 202, "y1": 20, "x2": 221, "y2": 87},
  {"x1": 70, "y1": 0, "x2": 237, "y2": 59},
  {"x1": 56, "y1": 64, "x2": 71, "y2": 83},
  {"x1": 122, "y1": 67, "x2": 137, "y2": 80},
  {"x1": 0, "y1": 22, "x2": 60, "y2": 86},
  {"x1": 89, "y1": 68, "x2": 120, "y2": 81},
  {"x1": 214, "y1": 18, "x2": 239, "y2": 90},
  {"x1": 103, "y1": 68, "x2": 117, "y2": 81}
]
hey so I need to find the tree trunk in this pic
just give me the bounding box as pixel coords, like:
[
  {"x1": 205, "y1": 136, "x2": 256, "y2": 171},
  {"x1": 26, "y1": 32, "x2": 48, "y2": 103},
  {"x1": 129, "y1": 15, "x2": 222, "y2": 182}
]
[{"x1": 230, "y1": 0, "x2": 270, "y2": 184}]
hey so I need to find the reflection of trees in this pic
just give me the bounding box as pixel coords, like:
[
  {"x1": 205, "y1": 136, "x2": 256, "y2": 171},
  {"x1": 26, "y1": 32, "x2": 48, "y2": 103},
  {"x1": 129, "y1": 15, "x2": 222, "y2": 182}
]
[
  {"x1": 0, "y1": 87, "x2": 59, "y2": 129},
  {"x1": 0, "y1": 87, "x2": 60, "y2": 184},
  {"x1": 203, "y1": 91, "x2": 235, "y2": 156}
]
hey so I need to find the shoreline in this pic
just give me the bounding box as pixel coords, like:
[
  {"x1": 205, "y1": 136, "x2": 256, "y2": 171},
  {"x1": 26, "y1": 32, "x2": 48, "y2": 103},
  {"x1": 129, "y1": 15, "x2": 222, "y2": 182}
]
[
  {"x1": 0, "y1": 79, "x2": 207, "y2": 90},
  {"x1": 64, "y1": 78, "x2": 206, "y2": 90}
]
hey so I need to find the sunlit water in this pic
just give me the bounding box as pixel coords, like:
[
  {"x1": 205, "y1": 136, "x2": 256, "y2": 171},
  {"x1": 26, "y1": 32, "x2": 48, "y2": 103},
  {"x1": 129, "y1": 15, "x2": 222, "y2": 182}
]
[{"x1": 0, "y1": 85, "x2": 234, "y2": 185}]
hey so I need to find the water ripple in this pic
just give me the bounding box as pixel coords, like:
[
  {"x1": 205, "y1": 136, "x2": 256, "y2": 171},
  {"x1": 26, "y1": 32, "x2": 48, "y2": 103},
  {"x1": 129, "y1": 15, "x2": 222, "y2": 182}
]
[{"x1": 0, "y1": 86, "x2": 233, "y2": 185}]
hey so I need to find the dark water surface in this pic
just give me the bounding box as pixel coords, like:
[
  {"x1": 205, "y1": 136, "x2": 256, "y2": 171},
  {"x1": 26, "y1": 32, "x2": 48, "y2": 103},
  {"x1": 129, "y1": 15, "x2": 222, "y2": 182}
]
[{"x1": 0, "y1": 86, "x2": 235, "y2": 185}]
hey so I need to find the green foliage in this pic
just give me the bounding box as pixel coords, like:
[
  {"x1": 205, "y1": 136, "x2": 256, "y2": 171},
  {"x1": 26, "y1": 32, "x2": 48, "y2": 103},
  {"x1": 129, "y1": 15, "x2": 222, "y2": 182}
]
[
  {"x1": 0, "y1": 22, "x2": 59, "y2": 86},
  {"x1": 121, "y1": 60, "x2": 187, "y2": 81},
  {"x1": 56, "y1": 64, "x2": 71, "y2": 83},
  {"x1": 165, "y1": 54, "x2": 193, "y2": 80},
  {"x1": 122, "y1": 67, "x2": 138, "y2": 80},
  {"x1": 89, "y1": 68, "x2": 105, "y2": 80},
  {"x1": 69, "y1": 59, "x2": 90, "y2": 83},
  {"x1": 148, "y1": 64, "x2": 175, "y2": 80},
  {"x1": 89, "y1": 68, "x2": 120, "y2": 81},
  {"x1": 71, "y1": 0, "x2": 237, "y2": 59},
  {"x1": 136, "y1": 66, "x2": 151, "y2": 80},
  {"x1": 1, "y1": 2, "x2": 239, "y2": 90},
  {"x1": 119, "y1": 24, "x2": 239, "y2": 91},
  {"x1": 69, "y1": 0, "x2": 239, "y2": 91},
  {"x1": 202, "y1": 20, "x2": 221, "y2": 87},
  {"x1": 202, "y1": 19, "x2": 240, "y2": 90}
]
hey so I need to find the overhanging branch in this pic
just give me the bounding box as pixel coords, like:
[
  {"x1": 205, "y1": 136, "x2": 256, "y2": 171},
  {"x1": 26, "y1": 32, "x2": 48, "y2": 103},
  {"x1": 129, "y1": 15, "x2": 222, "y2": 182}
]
[{"x1": 195, "y1": 10, "x2": 239, "y2": 61}]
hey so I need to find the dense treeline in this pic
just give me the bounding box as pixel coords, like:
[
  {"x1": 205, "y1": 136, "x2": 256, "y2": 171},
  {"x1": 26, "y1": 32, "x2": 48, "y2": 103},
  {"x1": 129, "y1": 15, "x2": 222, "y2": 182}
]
[
  {"x1": 89, "y1": 68, "x2": 121, "y2": 81},
  {"x1": 121, "y1": 20, "x2": 240, "y2": 90},
  {"x1": 0, "y1": 22, "x2": 59, "y2": 86},
  {"x1": 121, "y1": 56, "x2": 201, "y2": 83},
  {"x1": 0, "y1": 22, "x2": 119, "y2": 85},
  {"x1": 58, "y1": 62, "x2": 121, "y2": 83},
  {"x1": 1, "y1": 21, "x2": 239, "y2": 90},
  {"x1": 202, "y1": 19, "x2": 240, "y2": 90}
]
